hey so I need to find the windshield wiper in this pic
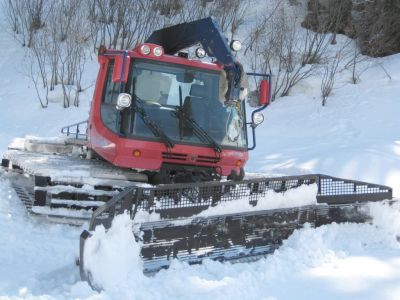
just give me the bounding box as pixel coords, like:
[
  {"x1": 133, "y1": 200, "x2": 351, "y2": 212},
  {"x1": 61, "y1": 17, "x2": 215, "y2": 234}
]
[
  {"x1": 132, "y1": 96, "x2": 175, "y2": 149},
  {"x1": 173, "y1": 107, "x2": 222, "y2": 153}
]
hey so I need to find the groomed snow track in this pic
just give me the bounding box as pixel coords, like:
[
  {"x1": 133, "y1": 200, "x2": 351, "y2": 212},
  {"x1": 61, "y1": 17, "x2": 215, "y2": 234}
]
[{"x1": 79, "y1": 173, "x2": 393, "y2": 284}]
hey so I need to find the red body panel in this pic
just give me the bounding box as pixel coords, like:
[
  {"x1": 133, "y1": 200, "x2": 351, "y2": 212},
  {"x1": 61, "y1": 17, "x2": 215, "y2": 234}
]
[{"x1": 87, "y1": 46, "x2": 248, "y2": 176}]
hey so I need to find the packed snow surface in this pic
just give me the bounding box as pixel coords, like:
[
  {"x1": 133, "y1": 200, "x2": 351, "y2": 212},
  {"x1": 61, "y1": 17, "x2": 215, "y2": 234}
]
[{"x1": 1, "y1": 4, "x2": 400, "y2": 300}]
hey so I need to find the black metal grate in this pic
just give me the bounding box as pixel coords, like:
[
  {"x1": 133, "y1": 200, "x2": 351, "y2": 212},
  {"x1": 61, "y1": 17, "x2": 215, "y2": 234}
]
[
  {"x1": 88, "y1": 174, "x2": 392, "y2": 231},
  {"x1": 318, "y1": 176, "x2": 389, "y2": 196},
  {"x1": 134, "y1": 177, "x2": 316, "y2": 218}
]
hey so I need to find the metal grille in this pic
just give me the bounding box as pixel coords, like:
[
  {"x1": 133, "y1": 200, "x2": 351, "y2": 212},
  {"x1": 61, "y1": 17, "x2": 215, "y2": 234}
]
[
  {"x1": 162, "y1": 152, "x2": 220, "y2": 164},
  {"x1": 162, "y1": 152, "x2": 187, "y2": 161},
  {"x1": 318, "y1": 175, "x2": 390, "y2": 196},
  {"x1": 88, "y1": 174, "x2": 392, "y2": 230},
  {"x1": 135, "y1": 177, "x2": 317, "y2": 218}
]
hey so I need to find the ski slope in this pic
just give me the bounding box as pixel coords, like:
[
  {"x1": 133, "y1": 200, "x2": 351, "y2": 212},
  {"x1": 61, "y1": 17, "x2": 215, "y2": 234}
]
[{"x1": 1, "y1": 10, "x2": 400, "y2": 300}]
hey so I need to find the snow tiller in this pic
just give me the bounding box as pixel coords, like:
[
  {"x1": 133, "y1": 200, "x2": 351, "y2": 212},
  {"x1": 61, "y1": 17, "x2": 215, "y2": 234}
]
[
  {"x1": 0, "y1": 16, "x2": 394, "y2": 288},
  {"x1": 2, "y1": 18, "x2": 272, "y2": 224},
  {"x1": 79, "y1": 174, "x2": 393, "y2": 284}
]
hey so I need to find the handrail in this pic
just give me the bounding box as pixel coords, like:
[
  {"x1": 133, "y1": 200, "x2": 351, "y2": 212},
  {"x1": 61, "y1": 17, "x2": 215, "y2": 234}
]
[{"x1": 61, "y1": 120, "x2": 88, "y2": 140}]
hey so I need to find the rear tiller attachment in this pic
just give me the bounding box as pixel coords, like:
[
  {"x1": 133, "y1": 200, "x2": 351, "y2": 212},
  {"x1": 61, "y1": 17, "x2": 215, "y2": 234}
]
[{"x1": 79, "y1": 174, "x2": 392, "y2": 282}]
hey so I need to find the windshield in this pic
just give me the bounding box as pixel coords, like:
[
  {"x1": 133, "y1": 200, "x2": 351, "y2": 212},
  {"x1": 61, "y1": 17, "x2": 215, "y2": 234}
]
[{"x1": 101, "y1": 59, "x2": 247, "y2": 149}]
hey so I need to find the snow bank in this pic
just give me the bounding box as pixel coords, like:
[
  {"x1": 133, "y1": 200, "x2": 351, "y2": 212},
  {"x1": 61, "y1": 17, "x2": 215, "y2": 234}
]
[
  {"x1": 83, "y1": 213, "x2": 144, "y2": 296},
  {"x1": 0, "y1": 177, "x2": 82, "y2": 299},
  {"x1": 369, "y1": 201, "x2": 400, "y2": 243}
]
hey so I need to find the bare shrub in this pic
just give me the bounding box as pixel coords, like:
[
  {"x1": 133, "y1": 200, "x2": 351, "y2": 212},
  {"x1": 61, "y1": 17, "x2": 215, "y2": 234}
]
[
  {"x1": 2, "y1": 0, "x2": 50, "y2": 47},
  {"x1": 342, "y1": 43, "x2": 371, "y2": 84},
  {"x1": 22, "y1": 0, "x2": 90, "y2": 107},
  {"x1": 4, "y1": 0, "x2": 250, "y2": 108},
  {"x1": 320, "y1": 42, "x2": 350, "y2": 106},
  {"x1": 51, "y1": 0, "x2": 89, "y2": 107},
  {"x1": 86, "y1": 0, "x2": 161, "y2": 50},
  {"x1": 2, "y1": 0, "x2": 20, "y2": 33},
  {"x1": 85, "y1": 0, "x2": 248, "y2": 51},
  {"x1": 26, "y1": 47, "x2": 49, "y2": 108},
  {"x1": 207, "y1": 0, "x2": 248, "y2": 39},
  {"x1": 246, "y1": 3, "x2": 331, "y2": 101}
]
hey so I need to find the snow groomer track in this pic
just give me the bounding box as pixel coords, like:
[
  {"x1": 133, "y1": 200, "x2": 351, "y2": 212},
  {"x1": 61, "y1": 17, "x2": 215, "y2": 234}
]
[{"x1": 1, "y1": 138, "x2": 148, "y2": 224}]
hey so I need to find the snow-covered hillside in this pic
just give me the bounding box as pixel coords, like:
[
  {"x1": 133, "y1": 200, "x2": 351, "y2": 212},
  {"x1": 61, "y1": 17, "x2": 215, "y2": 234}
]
[
  {"x1": 247, "y1": 53, "x2": 400, "y2": 197},
  {"x1": 1, "y1": 6, "x2": 400, "y2": 300}
]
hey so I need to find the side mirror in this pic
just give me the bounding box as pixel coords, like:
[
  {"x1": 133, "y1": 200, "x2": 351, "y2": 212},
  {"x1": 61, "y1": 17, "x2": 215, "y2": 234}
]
[
  {"x1": 259, "y1": 79, "x2": 270, "y2": 106},
  {"x1": 112, "y1": 55, "x2": 130, "y2": 83}
]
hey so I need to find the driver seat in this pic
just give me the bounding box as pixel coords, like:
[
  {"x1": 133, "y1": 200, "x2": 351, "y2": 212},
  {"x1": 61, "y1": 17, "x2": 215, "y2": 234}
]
[{"x1": 183, "y1": 84, "x2": 209, "y2": 126}]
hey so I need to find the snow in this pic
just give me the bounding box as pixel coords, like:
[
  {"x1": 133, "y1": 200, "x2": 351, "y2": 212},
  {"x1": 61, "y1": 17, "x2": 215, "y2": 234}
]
[
  {"x1": 246, "y1": 54, "x2": 400, "y2": 197},
  {"x1": 196, "y1": 183, "x2": 318, "y2": 217},
  {"x1": 1, "y1": 5, "x2": 400, "y2": 300},
  {"x1": 0, "y1": 178, "x2": 83, "y2": 298},
  {"x1": 133, "y1": 183, "x2": 317, "y2": 226},
  {"x1": 82, "y1": 203, "x2": 400, "y2": 300}
]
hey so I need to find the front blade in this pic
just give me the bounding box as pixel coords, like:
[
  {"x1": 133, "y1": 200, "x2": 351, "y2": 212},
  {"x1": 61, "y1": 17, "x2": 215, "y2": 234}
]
[{"x1": 82, "y1": 174, "x2": 392, "y2": 277}]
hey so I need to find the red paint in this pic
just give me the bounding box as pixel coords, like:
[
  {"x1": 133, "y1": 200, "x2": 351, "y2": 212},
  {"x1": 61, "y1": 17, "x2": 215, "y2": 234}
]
[
  {"x1": 112, "y1": 54, "x2": 130, "y2": 83},
  {"x1": 259, "y1": 79, "x2": 270, "y2": 106},
  {"x1": 88, "y1": 44, "x2": 248, "y2": 177}
]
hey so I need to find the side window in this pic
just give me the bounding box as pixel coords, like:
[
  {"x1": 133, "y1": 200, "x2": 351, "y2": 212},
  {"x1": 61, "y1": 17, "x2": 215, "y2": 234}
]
[
  {"x1": 101, "y1": 60, "x2": 119, "y2": 132},
  {"x1": 103, "y1": 60, "x2": 119, "y2": 104}
]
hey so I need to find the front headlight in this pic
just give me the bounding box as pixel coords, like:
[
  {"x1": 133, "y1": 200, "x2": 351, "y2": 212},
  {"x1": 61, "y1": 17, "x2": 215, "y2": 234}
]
[
  {"x1": 252, "y1": 112, "x2": 264, "y2": 127},
  {"x1": 116, "y1": 93, "x2": 132, "y2": 110}
]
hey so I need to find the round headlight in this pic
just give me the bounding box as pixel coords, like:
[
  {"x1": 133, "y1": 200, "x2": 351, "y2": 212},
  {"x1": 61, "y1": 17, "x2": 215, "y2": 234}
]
[
  {"x1": 230, "y1": 40, "x2": 242, "y2": 52},
  {"x1": 252, "y1": 112, "x2": 264, "y2": 127},
  {"x1": 153, "y1": 46, "x2": 163, "y2": 56},
  {"x1": 116, "y1": 93, "x2": 132, "y2": 110},
  {"x1": 195, "y1": 47, "x2": 206, "y2": 58},
  {"x1": 140, "y1": 45, "x2": 151, "y2": 55}
]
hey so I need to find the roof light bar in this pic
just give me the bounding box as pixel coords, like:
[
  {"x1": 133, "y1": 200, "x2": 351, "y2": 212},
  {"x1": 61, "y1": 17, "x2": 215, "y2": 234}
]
[
  {"x1": 140, "y1": 45, "x2": 151, "y2": 55},
  {"x1": 195, "y1": 47, "x2": 206, "y2": 58}
]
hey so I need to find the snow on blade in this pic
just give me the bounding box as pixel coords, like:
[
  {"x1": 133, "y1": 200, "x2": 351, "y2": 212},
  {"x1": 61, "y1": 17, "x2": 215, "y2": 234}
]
[
  {"x1": 369, "y1": 200, "x2": 400, "y2": 242},
  {"x1": 130, "y1": 183, "x2": 318, "y2": 226},
  {"x1": 197, "y1": 183, "x2": 318, "y2": 217},
  {"x1": 83, "y1": 213, "x2": 144, "y2": 295}
]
